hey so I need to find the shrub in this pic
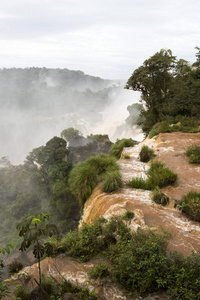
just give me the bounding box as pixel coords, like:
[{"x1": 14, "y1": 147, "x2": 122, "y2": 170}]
[
  {"x1": 58, "y1": 216, "x2": 130, "y2": 262},
  {"x1": 60, "y1": 279, "x2": 98, "y2": 299},
  {"x1": 127, "y1": 176, "x2": 152, "y2": 190},
  {"x1": 86, "y1": 154, "x2": 119, "y2": 175},
  {"x1": 167, "y1": 251, "x2": 200, "y2": 299},
  {"x1": 139, "y1": 145, "x2": 154, "y2": 162},
  {"x1": 14, "y1": 285, "x2": 31, "y2": 300},
  {"x1": 110, "y1": 138, "x2": 137, "y2": 159},
  {"x1": 128, "y1": 160, "x2": 177, "y2": 190},
  {"x1": 186, "y1": 144, "x2": 200, "y2": 164},
  {"x1": 147, "y1": 161, "x2": 178, "y2": 188},
  {"x1": 8, "y1": 259, "x2": 23, "y2": 276},
  {"x1": 148, "y1": 117, "x2": 200, "y2": 139},
  {"x1": 68, "y1": 154, "x2": 122, "y2": 208},
  {"x1": 122, "y1": 210, "x2": 135, "y2": 222},
  {"x1": 107, "y1": 229, "x2": 170, "y2": 294},
  {"x1": 77, "y1": 288, "x2": 98, "y2": 300},
  {"x1": 88, "y1": 263, "x2": 109, "y2": 279},
  {"x1": 123, "y1": 154, "x2": 130, "y2": 159},
  {"x1": 101, "y1": 170, "x2": 123, "y2": 193},
  {"x1": 41, "y1": 275, "x2": 58, "y2": 297},
  {"x1": 179, "y1": 190, "x2": 200, "y2": 221},
  {"x1": 149, "y1": 128, "x2": 159, "y2": 139},
  {"x1": 68, "y1": 162, "x2": 98, "y2": 208},
  {"x1": 152, "y1": 187, "x2": 169, "y2": 206}
]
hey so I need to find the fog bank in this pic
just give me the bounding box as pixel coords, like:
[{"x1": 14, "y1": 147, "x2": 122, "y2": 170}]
[{"x1": 0, "y1": 68, "x2": 142, "y2": 164}]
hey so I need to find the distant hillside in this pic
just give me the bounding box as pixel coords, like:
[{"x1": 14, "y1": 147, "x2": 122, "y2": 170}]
[{"x1": 0, "y1": 68, "x2": 140, "y2": 164}]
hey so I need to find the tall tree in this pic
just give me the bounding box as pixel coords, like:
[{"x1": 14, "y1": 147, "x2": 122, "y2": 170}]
[{"x1": 126, "y1": 49, "x2": 176, "y2": 133}]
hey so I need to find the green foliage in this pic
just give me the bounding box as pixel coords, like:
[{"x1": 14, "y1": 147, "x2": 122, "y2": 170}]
[
  {"x1": 126, "y1": 48, "x2": 200, "y2": 135},
  {"x1": 77, "y1": 288, "x2": 98, "y2": 300},
  {"x1": 89, "y1": 134, "x2": 109, "y2": 142},
  {"x1": 149, "y1": 117, "x2": 200, "y2": 138},
  {"x1": 60, "y1": 127, "x2": 82, "y2": 143},
  {"x1": 88, "y1": 263, "x2": 109, "y2": 279},
  {"x1": 51, "y1": 216, "x2": 130, "y2": 262},
  {"x1": 109, "y1": 138, "x2": 137, "y2": 159},
  {"x1": 45, "y1": 215, "x2": 200, "y2": 298},
  {"x1": 40, "y1": 275, "x2": 58, "y2": 298},
  {"x1": 167, "y1": 251, "x2": 200, "y2": 299},
  {"x1": 0, "y1": 243, "x2": 15, "y2": 299},
  {"x1": 186, "y1": 144, "x2": 200, "y2": 164},
  {"x1": 14, "y1": 285, "x2": 31, "y2": 300},
  {"x1": 122, "y1": 210, "x2": 135, "y2": 222},
  {"x1": 179, "y1": 190, "x2": 200, "y2": 221},
  {"x1": 60, "y1": 279, "x2": 98, "y2": 299},
  {"x1": 16, "y1": 213, "x2": 58, "y2": 284},
  {"x1": 0, "y1": 267, "x2": 10, "y2": 299},
  {"x1": 139, "y1": 145, "x2": 154, "y2": 162},
  {"x1": 128, "y1": 160, "x2": 177, "y2": 190},
  {"x1": 86, "y1": 154, "x2": 119, "y2": 175},
  {"x1": 107, "y1": 229, "x2": 169, "y2": 294},
  {"x1": 101, "y1": 170, "x2": 123, "y2": 193},
  {"x1": 123, "y1": 154, "x2": 130, "y2": 159},
  {"x1": 127, "y1": 176, "x2": 152, "y2": 190},
  {"x1": 152, "y1": 187, "x2": 169, "y2": 206},
  {"x1": 68, "y1": 162, "x2": 98, "y2": 208},
  {"x1": 69, "y1": 154, "x2": 122, "y2": 208},
  {"x1": 147, "y1": 160, "x2": 178, "y2": 188},
  {"x1": 8, "y1": 259, "x2": 23, "y2": 276}
]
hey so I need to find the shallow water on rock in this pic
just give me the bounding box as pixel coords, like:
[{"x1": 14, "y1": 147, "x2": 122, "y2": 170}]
[{"x1": 82, "y1": 133, "x2": 200, "y2": 256}]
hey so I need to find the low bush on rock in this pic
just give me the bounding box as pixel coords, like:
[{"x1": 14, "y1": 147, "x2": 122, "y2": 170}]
[
  {"x1": 179, "y1": 190, "x2": 200, "y2": 221},
  {"x1": 139, "y1": 145, "x2": 154, "y2": 162},
  {"x1": 149, "y1": 117, "x2": 199, "y2": 139},
  {"x1": 88, "y1": 263, "x2": 109, "y2": 279},
  {"x1": 14, "y1": 285, "x2": 31, "y2": 300},
  {"x1": 101, "y1": 170, "x2": 123, "y2": 193},
  {"x1": 186, "y1": 144, "x2": 200, "y2": 164},
  {"x1": 109, "y1": 138, "x2": 137, "y2": 159},
  {"x1": 128, "y1": 160, "x2": 177, "y2": 190},
  {"x1": 152, "y1": 187, "x2": 169, "y2": 206},
  {"x1": 68, "y1": 154, "x2": 122, "y2": 208}
]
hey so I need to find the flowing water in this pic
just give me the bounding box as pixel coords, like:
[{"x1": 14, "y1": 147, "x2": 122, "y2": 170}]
[{"x1": 82, "y1": 133, "x2": 200, "y2": 256}]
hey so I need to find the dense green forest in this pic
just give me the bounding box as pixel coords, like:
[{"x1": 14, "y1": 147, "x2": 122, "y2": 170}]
[{"x1": 126, "y1": 47, "x2": 200, "y2": 135}]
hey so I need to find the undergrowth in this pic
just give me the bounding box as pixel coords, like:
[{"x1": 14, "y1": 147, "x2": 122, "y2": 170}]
[
  {"x1": 186, "y1": 144, "x2": 200, "y2": 164},
  {"x1": 139, "y1": 145, "x2": 154, "y2": 162},
  {"x1": 152, "y1": 187, "x2": 169, "y2": 206},
  {"x1": 127, "y1": 160, "x2": 177, "y2": 190},
  {"x1": 109, "y1": 138, "x2": 137, "y2": 159},
  {"x1": 179, "y1": 190, "x2": 200, "y2": 221},
  {"x1": 44, "y1": 214, "x2": 200, "y2": 299},
  {"x1": 149, "y1": 116, "x2": 199, "y2": 139}
]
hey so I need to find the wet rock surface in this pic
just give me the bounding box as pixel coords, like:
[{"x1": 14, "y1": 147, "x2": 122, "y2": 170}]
[{"x1": 81, "y1": 132, "x2": 200, "y2": 256}]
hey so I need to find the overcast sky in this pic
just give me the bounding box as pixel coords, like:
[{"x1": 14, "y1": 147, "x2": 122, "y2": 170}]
[{"x1": 0, "y1": 0, "x2": 200, "y2": 79}]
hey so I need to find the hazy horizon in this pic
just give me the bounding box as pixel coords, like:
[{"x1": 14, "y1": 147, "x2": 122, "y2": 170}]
[{"x1": 0, "y1": 68, "x2": 143, "y2": 165}]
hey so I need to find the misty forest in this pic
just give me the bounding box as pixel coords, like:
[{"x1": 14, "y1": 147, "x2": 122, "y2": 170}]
[{"x1": 1, "y1": 47, "x2": 200, "y2": 299}]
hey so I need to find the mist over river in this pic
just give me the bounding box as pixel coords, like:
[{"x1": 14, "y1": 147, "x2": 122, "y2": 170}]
[{"x1": 0, "y1": 68, "x2": 142, "y2": 165}]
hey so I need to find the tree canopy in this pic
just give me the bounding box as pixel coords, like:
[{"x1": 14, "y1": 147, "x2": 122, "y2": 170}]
[{"x1": 126, "y1": 48, "x2": 200, "y2": 134}]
